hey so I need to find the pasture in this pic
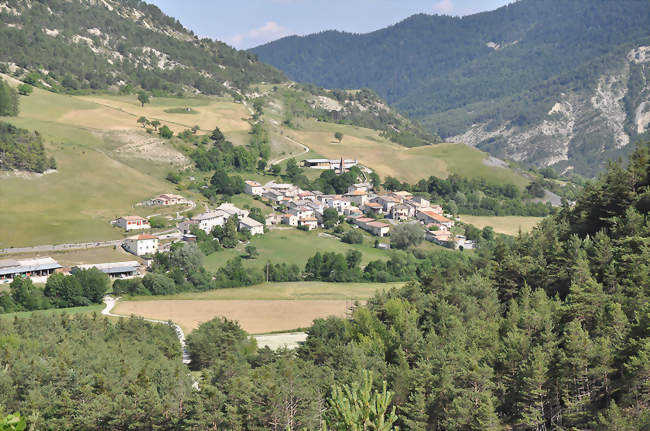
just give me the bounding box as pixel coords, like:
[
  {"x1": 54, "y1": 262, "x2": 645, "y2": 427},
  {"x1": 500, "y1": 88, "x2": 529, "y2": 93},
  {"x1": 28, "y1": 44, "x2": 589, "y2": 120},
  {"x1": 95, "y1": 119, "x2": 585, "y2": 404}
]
[
  {"x1": 203, "y1": 228, "x2": 391, "y2": 271},
  {"x1": 460, "y1": 215, "x2": 544, "y2": 235}
]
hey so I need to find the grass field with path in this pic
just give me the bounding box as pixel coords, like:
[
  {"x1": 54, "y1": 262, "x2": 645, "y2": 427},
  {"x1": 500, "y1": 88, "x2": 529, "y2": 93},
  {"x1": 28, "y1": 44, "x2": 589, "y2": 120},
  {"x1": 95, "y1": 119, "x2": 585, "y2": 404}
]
[
  {"x1": 203, "y1": 228, "x2": 392, "y2": 271},
  {"x1": 460, "y1": 215, "x2": 544, "y2": 236}
]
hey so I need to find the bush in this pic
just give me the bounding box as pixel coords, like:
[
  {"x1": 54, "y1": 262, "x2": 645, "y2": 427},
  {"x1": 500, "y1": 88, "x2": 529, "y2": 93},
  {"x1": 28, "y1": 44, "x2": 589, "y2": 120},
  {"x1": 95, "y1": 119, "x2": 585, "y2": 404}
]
[{"x1": 342, "y1": 230, "x2": 363, "y2": 244}]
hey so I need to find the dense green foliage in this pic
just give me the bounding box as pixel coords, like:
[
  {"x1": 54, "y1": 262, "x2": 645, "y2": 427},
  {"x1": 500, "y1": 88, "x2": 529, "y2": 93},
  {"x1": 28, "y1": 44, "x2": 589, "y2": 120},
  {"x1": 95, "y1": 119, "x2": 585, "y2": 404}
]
[
  {"x1": 0, "y1": 315, "x2": 192, "y2": 429},
  {"x1": 0, "y1": 0, "x2": 284, "y2": 94},
  {"x1": 0, "y1": 268, "x2": 109, "y2": 314},
  {"x1": 252, "y1": 0, "x2": 650, "y2": 173},
  {"x1": 0, "y1": 122, "x2": 56, "y2": 172},
  {"x1": 0, "y1": 79, "x2": 18, "y2": 116}
]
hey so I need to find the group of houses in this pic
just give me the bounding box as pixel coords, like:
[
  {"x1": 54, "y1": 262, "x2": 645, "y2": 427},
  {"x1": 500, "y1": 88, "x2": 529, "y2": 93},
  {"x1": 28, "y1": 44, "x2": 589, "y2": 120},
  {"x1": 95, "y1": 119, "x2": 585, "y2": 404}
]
[
  {"x1": 179, "y1": 202, "x2": 265, "y2": 237},
  {"x1": 243, "y1": 180, "x2": 464, "y2": 243}
]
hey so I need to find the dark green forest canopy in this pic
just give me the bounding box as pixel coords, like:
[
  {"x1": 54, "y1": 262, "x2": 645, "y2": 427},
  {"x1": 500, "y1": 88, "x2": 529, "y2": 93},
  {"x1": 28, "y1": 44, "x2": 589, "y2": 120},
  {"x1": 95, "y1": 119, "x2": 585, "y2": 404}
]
[{"x1": 0, "y1": 0, "x2": 285, "y2": 94}]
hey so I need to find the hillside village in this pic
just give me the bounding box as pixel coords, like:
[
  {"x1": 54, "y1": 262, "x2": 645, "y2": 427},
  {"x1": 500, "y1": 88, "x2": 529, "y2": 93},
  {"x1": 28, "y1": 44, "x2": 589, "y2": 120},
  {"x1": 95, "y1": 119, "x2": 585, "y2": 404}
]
[{"x1": 0, "y1": 174, "x2": 475, "y2": 285}]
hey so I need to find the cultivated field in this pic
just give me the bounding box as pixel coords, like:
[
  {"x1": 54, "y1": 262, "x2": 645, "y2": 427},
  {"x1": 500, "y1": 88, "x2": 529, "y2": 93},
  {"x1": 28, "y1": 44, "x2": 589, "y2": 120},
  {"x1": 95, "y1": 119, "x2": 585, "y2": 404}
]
[
  {"x1": 460, "y1": 215, "x2": 544, "y2": 235},
  {"x1": 114, "y1": 299, "x2": 349, "y2": 334},
  {"x1": 113, "y1": 281, "x2": 398, "y2": 333}
]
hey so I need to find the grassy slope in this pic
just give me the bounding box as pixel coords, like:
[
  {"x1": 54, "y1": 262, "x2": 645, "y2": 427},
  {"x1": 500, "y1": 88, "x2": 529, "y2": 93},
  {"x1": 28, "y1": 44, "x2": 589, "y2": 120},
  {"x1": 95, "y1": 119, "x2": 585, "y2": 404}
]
[
  {"x1": 460, "y1": 215, "x2": 543, "y2": 236},
  {"x1": 278, "y1": 118, "x2": 529, "y2": 187},
  {"x1": 0, "y1": 84, "x2": 250, "y2": 248},
  {"x1": 119, "y1": 281, "x2": 401, "y2": 301},
  {"x1": 203, "y1": 228, "x2": 391, "y2": 271}
]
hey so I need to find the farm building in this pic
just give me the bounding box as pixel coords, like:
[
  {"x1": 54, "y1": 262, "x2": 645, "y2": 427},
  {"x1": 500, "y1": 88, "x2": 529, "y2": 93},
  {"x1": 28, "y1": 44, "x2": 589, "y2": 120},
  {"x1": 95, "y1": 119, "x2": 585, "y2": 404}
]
[
  {"x1": 73, "y1": 261, "x2": 141, "y2": 279},
  {"x1": 302, "y1": 159, "x2": 358, "y2": 171},
  {"x1": 0, "y1": 257, "x2": 62, "y2": 283},
  {"x1": 245, "y1": 181, "x2": 264, "y2": 196},
  {"x1": 239, "y1": 217, "x2": 265, "y2": 236},
  {"x1": 115, "y1": 216, "x2": 151, "y2": 231},
  {"x1": 123, "y1": 234, "x2": 159, "y2": 257}
]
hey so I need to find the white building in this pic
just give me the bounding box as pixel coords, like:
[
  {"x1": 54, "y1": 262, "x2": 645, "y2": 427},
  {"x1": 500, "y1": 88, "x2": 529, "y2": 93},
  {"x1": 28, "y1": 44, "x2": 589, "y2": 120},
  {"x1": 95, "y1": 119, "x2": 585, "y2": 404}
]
[
  {"x1": 115, "y1": 216, "x2": 151, "y2": 231},
  {"x1": 344, "y1": 190, "x2": 368, "y2": 206},
  {"x1": 192, "y1": 210, "x2": 228, "y2": 234},
  {"x1": 288, "y1": 206, "x2": 314, "y2": 219},
  {"x1": 329, "y1": 197, "x2": 351, "y2": 214},
  {"x1": 217, "y1": 203, "x2": 249, "y2": 219},
  {"x1": 239, "y1": 217, "x2": 265, "y2": 236},
  {"x1": 245, "y1": 181, "x2": 264, "y2": 196},
  {"x1": 123, "y1": 234, "x2": 159, "y2": 257}
]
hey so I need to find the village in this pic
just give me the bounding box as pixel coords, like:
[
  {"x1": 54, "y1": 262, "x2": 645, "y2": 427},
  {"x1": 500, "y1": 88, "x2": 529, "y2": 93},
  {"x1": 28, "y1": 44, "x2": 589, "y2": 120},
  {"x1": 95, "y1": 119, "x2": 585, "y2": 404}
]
[{"x1": 0, "y1": 175, "x2": 475, "y2": 285}]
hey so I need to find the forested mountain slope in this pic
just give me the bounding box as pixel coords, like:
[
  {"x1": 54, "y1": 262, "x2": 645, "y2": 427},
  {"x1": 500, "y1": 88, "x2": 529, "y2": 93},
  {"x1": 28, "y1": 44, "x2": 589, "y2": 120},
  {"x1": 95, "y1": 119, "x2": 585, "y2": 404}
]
[
  {"x1": 0, "y1": 0, "x2": 285, "y2": 94},
  {"x1": 252, "y1": 0, "x2": 650, "y2": 176}
]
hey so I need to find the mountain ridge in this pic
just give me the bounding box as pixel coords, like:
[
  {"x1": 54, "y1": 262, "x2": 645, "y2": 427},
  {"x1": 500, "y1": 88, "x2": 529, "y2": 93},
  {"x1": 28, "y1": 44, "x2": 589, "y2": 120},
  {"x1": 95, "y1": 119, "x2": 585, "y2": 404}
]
[{"x1": 251, "y1": 0, "x2": 650, "y2": 176}]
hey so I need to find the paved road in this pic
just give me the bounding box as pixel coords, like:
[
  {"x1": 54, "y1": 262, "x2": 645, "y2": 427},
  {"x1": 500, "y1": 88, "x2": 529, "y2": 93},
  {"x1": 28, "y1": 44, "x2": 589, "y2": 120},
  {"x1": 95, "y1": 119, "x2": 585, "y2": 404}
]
[
  {"x1": 0, "y1": 228, "x2": 182, "y2": 256},
  {"x1": 1, "y1": 240, "x2": 124, "y2": 256}
]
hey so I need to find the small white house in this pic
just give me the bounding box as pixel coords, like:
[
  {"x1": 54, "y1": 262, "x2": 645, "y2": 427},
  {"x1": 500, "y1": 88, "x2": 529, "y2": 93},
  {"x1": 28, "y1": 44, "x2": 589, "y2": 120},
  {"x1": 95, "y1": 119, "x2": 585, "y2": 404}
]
[
  {"x1": 282, "y1": 213, "x2": 299, "y2": 227},
  {"x1": 116, "y1": 216, "x2": 151, "y2": 231},
  {"x1": 123, "y1": 234, "x2": 159, "y2": 257},
  {"x1": 245, "y1": 181, "x2": 264, "y2": 196},
  {"x1": 239, "y1": 216, "x2": 265, "y2": 236}
]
